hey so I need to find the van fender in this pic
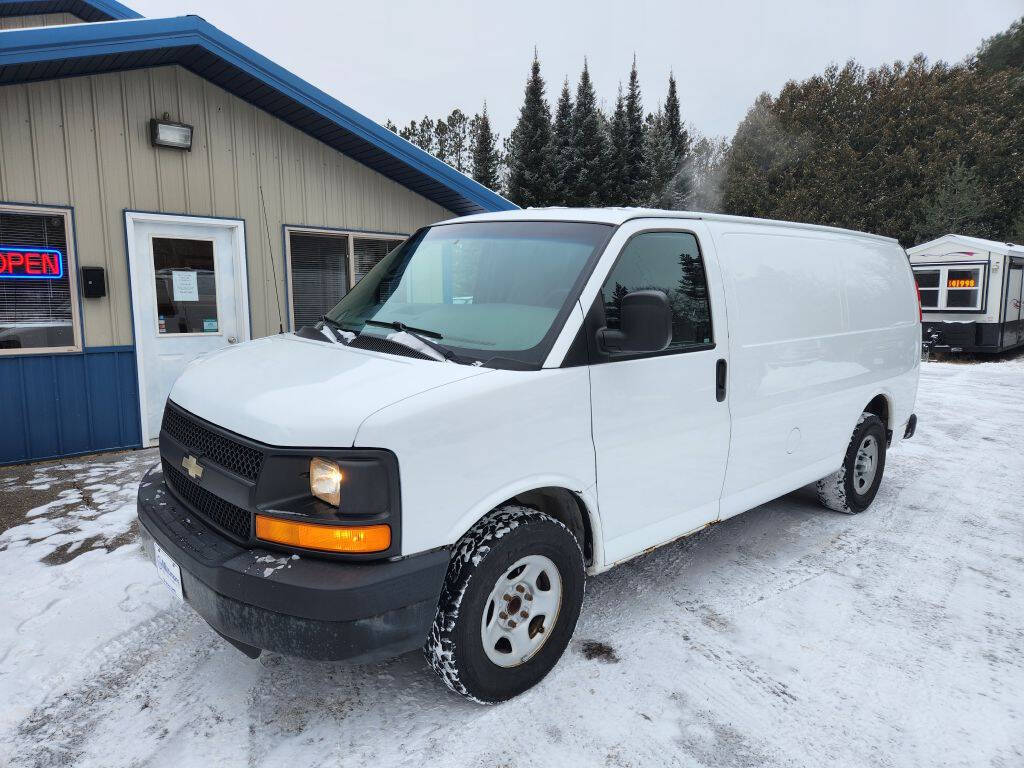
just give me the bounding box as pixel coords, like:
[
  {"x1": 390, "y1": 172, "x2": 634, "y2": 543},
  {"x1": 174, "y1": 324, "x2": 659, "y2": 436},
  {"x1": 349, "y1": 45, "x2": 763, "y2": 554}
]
[
  {"x1": 444, "y1": 474, "x2": 606, "y2": 573},
  {"x1": 857, "y1": 387, "x2": 897, "y2": 441}
]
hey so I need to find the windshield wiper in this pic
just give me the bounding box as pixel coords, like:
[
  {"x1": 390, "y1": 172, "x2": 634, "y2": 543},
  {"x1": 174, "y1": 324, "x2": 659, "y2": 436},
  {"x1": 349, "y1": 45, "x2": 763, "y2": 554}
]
[
  {"x1": 363, "y1": 319, "x2": 455, "y2": 361},
  {"x1": 319, "y1": 315, "x2": 357, "y2": 342}
]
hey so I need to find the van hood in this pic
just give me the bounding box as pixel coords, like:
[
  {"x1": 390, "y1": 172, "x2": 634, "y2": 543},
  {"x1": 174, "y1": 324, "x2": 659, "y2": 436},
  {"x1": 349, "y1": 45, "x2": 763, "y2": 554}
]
[{"x1": 168, "y1": 334, "x2": 490, "y2": 447}]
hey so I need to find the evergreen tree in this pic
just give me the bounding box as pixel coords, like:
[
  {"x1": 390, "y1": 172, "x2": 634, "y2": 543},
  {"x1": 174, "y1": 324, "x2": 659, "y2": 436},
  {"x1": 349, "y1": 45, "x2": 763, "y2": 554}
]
[
  {"x1": 608, "y1": 85, "x2": 630, "y2": 205},
  {"x1": 446, "y1": 109, "x2": 471, "y2": 172},
  {"x1": 413, "y1": 116, "x2": 436, "y2": 154},
  {"x1": 470, "y1": 104, "x2": 502, "y2": 191},
  {"x1": 434, "y1": 119, "x2": 451, "y2": 165},
  {"x1": 916, "y1": 161, "x2": 995, "y2": 241},
  {"x1": 677, "y1": 251, "x2": 708, "y2": 305},
  {"x1": 663, "y1": 73, "x2": 690, "y2": 159},
  {"x1": 976, "y1": 16, "x2": 1024, "y2": 77},
  {"x1": 643, "y1": 110, "x2": 676, "y2": 207},
  {"x1": 567, "y1": 60, "x2": 611, "y2": 207},
  {"x1": 685, "y1": 135, "x2": 729, "y2": 212},
  {"x1": 624, "y1": 57, "x2": 647, "y2": 204},
  {"x1": 547, "y1": 79, "x2": 575, "y2": 205},
  {"x1": 385, "y1": 119, "x2": 398, "y2": 133},
  {"x1": 397, "y1": 120, "x2": 417, "y2": 144},
  {"x1": 1009, "y1": 208, "x2": 1024, "y2": 244},
  {"x1": 721, "y1": 46, "x2": 1024, "y2": 244},
  {"x1": 506, "y1": 52, "x2": 555, "y2": 207}
]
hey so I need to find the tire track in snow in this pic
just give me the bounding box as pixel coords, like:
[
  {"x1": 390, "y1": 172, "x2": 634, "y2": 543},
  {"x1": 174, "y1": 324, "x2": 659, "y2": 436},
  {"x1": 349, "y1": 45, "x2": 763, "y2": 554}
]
[{"x1": 3, "y1": 610, "x2": 209, "y2": 768}]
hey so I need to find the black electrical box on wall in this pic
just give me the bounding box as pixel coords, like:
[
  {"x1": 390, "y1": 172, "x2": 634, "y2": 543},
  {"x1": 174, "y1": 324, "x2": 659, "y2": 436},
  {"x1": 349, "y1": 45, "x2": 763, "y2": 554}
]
[{"x1": 81, "y1": 266, "x2": 106, "y2": 298}]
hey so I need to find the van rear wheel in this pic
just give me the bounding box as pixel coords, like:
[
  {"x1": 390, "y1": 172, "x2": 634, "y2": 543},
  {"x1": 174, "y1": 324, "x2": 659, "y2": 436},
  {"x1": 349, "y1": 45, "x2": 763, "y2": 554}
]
[
  {"x1": 425, "y1": 505, "x2": 585, "y2": 704},
  {"x1": 816, "y1": 413, "x2": 887, "y2": 514}
]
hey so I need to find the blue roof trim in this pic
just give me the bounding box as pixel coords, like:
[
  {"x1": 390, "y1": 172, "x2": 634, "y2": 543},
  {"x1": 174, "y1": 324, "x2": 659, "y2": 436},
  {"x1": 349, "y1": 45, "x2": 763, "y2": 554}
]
[
  {"x1": 0, "y1": 0, "x2": 141, "y2": 21},
  {"x1": 0, "y1": 16, "x2": 516, "y2": 216}
]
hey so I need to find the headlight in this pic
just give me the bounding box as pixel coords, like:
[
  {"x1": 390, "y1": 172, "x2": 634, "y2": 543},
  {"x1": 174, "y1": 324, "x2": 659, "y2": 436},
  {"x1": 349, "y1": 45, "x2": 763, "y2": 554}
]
[
  {"x1": 310, "y1": 457, "x2": 343, "y2": 506},
  {"x1": 253, "y1": 449, "x2": 398, "y2": 557}
]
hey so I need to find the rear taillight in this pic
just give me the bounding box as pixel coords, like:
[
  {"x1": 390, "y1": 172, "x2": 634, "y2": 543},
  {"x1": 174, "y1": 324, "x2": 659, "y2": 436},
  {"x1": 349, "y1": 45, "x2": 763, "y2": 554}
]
[{"x1": 915, "y1": 283, "x2": 923, "y2": 322}]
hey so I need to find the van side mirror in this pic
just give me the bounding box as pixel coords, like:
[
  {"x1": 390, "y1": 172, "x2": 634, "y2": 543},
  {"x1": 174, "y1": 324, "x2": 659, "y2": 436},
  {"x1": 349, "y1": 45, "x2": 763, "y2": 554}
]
[{"x1": 599, "y1": 290, "x2": 673, "y2": 354}]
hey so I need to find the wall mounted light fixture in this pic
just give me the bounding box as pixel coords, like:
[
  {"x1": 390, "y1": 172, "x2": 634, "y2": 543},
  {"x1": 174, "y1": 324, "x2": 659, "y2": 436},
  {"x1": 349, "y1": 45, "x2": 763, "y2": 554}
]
[{"x1": 150, "y1": 118, "x2": 193, "y2": 151}]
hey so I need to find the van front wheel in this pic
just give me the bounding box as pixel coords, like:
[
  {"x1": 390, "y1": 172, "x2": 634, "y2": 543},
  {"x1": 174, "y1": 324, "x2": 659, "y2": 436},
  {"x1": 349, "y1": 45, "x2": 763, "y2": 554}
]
[
  {"x1": 816, "y1": 413, "x2": 887, "y2": 514},
  {"x1": 425, "y1": 505, "x2": 585, "y2": 704}
]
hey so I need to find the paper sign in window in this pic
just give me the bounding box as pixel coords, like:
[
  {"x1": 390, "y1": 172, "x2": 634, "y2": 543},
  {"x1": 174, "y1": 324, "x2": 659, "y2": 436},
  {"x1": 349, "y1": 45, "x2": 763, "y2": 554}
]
[{"x1": 172, "y1": 270, "x2": 200, "y2": 302}]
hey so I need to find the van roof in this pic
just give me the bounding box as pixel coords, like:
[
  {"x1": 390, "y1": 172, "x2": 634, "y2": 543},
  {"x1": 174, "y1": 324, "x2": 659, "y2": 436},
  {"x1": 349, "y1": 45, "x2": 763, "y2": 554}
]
[
  {"x1": 907, "y1": 234, "x2": 1024, "y2": 258},
  {"x1": 442, "y1": 207, "x2": 900, "y2": 244}
]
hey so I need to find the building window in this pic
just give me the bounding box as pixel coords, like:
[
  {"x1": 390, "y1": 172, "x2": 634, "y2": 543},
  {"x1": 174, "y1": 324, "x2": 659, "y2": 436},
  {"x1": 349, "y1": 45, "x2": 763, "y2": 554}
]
[
  {"x1": 913, "y1": 265, "x2": 985, "y2": 311},
  {"x1": 0, "y1": 205, "x2": 80, "y2": 354},
  {"x1": 286, "y1": 227, "x2": 405, "y2": 330},
  {"x1": 599, "y1": 231, "x2": 713, "y2": 350},
  {"x1": 354, "y1": 236, "x2": 402, "y2": 284}
]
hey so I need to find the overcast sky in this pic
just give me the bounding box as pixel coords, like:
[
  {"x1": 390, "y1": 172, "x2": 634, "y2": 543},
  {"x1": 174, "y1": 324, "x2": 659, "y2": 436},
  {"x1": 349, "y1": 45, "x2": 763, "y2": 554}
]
[{"x1": 131, "y1": 0, "x2": 1022, "y2": 142}]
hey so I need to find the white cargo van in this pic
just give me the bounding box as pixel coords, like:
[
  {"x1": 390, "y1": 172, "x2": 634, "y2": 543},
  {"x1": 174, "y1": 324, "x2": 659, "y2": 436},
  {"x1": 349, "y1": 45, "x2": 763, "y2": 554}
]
[{"x1": 137, "y1": 208, "x2": 920, "y2": 703}]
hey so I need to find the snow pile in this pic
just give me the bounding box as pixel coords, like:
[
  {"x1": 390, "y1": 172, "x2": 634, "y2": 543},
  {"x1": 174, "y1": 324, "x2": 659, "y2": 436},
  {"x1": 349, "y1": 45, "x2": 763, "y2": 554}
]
[{"x1": 1, "y1": 359, "x2": 1022, "y2": 767}]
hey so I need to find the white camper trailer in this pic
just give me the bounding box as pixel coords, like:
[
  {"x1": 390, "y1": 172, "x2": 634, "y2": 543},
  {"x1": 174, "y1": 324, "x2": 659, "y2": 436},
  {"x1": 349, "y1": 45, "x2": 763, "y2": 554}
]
[{"x1": 908, "y1": 234, "x2": 1024, "y2": 354}]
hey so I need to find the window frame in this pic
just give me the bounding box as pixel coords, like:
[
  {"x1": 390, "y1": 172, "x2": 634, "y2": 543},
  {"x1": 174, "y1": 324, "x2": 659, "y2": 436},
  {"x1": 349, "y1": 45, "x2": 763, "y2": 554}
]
[
  {"x1": 585, "y1": 227, "x2": 716, "y2": 365},
  {"x1": 283, "y1": 225, "x2": 407, "y2": 332},
  {"x1": 912, "y1": 261, "x2": 989, "y2": 314},
  {"x1": 148, "y1": 234, "x2": 221, "y2": 338},
  {"x1": 0, "y1": 202, "x2": 82, "y2": 357}
]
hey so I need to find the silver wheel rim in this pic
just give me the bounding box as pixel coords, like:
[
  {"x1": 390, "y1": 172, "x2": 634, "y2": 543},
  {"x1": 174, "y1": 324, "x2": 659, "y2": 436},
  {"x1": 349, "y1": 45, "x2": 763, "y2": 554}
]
[
  {"x1": 480, "y1": 554, "x2": 563, "y2": 668},
  {"x1": 853, "y1": 434, "x2": 879, "y2": 494}
]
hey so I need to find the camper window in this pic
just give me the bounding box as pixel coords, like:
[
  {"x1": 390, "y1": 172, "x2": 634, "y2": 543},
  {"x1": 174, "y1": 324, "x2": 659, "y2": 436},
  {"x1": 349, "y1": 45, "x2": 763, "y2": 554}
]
[
  {"x1": 913, "y1": 265, "x2": 984, "y2": 311},
  {"x1": 945, "y1": 268, "x2": 982, "y2": 309},
  {"x1": 914, "y1": 270, "x2": 940, "y2": 308}
]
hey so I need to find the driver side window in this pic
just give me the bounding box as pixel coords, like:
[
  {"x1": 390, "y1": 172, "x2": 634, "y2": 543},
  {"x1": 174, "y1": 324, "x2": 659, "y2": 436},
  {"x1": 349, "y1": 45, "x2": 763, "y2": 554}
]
[{"x1": 600, "y1": 232, "x2": 713, "y2": 350}]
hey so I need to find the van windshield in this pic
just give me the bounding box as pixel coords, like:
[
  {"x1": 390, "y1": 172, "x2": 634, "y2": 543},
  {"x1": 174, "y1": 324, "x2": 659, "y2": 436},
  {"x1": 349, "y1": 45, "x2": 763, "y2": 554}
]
[{"x1": 324, "y1": 221, "x2": 612, "y2": 367}]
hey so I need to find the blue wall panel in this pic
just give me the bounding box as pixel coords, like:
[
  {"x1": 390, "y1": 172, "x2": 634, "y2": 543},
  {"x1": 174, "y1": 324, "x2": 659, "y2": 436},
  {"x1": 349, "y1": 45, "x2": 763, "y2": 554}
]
[
  {"x1": 56, "y1": 352, "x2": 92, "y2": 454},
  {"x1": 0, "y1": 356, "x2": 28, "y2": 461},
  {"x1": 0, "y1": 346, "x2": 142, "y2": 465},
  {"x1": 21, "y1": 356, "x2": 62, "y2": 460}
]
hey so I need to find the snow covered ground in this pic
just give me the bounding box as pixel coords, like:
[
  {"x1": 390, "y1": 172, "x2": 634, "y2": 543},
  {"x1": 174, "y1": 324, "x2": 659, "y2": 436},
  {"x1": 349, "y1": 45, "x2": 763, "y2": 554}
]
[{"x1": 1, "y1": 358, "x2": 1022, "y2": 768}]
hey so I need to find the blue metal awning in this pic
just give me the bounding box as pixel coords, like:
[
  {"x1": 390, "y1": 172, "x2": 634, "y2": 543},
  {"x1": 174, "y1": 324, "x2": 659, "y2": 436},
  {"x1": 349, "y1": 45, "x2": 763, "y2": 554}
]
[
  {"x1": 0, "y1": 0, "x2": 141, "y2": 22},
  {"x1": 0, "y1": 15, "x2": 516, "y2": 216}
]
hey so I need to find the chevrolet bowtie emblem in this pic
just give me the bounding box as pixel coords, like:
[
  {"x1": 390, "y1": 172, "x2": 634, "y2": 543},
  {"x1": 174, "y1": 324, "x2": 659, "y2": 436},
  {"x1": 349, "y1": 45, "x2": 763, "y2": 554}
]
[{"x1": 182, "y1": 454, "x2": 204, "y2": 481}]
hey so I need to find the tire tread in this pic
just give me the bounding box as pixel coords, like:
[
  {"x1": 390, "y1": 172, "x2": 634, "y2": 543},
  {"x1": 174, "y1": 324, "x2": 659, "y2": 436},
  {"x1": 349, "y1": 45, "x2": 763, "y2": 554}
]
[{"x1": 424, "y1": 505, "x2": 582, "y2": 704}]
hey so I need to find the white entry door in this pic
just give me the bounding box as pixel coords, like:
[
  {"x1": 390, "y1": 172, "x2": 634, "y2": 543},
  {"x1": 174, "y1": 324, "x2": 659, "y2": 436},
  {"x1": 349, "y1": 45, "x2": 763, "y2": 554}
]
[{"x1": 126, "y1": 213, "x2": 248, "y2": 444}]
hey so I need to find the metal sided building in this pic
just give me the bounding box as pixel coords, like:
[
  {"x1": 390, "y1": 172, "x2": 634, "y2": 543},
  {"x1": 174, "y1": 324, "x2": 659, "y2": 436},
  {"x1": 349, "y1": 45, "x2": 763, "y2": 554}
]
[
  {"x1": 908, "y1": 234, "x2": 1024, "y2": 355},
  {"x1": 0, "y1": 1, "x2": 515, "y2": 465}
]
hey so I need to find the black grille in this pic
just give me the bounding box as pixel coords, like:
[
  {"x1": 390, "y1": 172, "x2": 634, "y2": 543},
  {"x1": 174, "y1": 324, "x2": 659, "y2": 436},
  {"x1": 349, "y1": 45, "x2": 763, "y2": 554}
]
[
  {"x1": 349, "y1": 334, "x2": 432, "y2": 360},
  {"x1": 162, "y1": 459, "x2": 251, "y2": 541},
  {"x1": 161, "y1": 406, "x2": 264, "y2": 482}
]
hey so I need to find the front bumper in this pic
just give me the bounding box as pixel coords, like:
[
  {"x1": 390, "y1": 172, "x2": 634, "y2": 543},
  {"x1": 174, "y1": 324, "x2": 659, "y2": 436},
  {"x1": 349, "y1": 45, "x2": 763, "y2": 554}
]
[{"x1": 137, "y1": 464, "x2": 449, "y2": 662}]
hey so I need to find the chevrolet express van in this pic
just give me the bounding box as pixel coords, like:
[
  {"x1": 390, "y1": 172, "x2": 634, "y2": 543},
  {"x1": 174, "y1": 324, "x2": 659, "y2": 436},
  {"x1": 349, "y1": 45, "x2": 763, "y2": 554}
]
[{"x1": 138, "y1": 208, "x2": 920, "y2": 703}]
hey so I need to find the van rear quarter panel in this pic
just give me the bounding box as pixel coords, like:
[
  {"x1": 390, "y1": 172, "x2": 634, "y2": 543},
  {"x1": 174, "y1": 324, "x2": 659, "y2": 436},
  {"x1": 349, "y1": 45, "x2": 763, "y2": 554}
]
[{"x1": 710, "y1": 222, "x2": 919, "y2": 517}]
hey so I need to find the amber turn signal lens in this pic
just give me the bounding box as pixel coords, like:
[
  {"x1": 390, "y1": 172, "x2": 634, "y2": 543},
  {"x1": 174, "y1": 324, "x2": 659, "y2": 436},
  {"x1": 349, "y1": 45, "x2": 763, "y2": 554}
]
[{"x1": 255, "y1": 516, "x2": 391, "y2": 553}]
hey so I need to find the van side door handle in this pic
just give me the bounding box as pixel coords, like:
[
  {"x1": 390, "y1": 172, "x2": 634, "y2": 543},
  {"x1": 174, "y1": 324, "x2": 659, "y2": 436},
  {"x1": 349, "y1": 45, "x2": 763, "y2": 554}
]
[{"x1": 716, "y1": 359, "x2": 727, "y2": 402}]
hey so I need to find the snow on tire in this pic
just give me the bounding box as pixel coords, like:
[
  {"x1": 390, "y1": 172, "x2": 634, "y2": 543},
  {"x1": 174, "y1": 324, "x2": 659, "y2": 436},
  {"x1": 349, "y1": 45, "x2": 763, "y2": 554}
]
[
  {"x1": 817, "y1": 412, "x2": 887, "y2": 514},
  {"x1": 424, "y1": 505, "x2": 586, "y2": 704}
]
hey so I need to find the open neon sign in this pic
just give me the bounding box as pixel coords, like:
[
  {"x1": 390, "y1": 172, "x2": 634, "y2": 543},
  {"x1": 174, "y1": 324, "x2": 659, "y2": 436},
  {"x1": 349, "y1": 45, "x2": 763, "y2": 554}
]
[{"x1": 0, "y1": 247, "x2": 64, "y2": 280}]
